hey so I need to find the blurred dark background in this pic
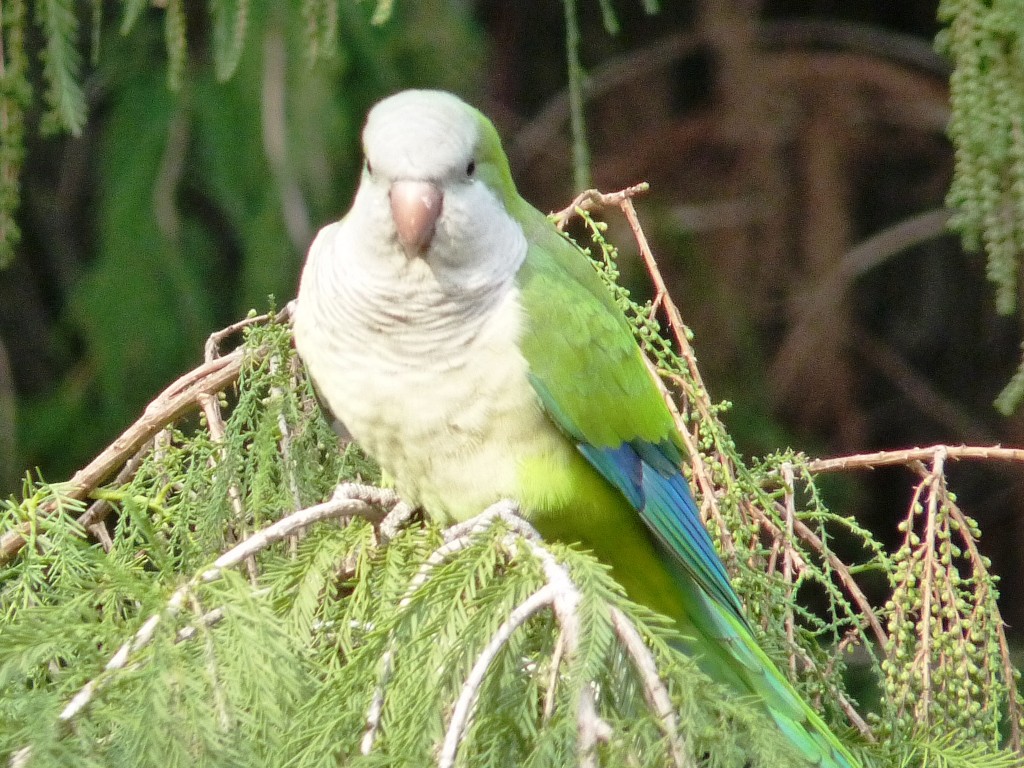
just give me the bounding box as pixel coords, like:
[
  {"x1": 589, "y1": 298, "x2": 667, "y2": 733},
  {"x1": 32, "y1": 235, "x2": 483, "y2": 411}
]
[{"x1": 3, "y1": 1, "x2": 1024, "y2": 626}]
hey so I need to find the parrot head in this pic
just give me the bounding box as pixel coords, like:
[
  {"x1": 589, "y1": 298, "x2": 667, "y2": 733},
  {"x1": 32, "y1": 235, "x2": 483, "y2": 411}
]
[{"x1": 354, "y1": 90, "x2": 524, "y2": 276}]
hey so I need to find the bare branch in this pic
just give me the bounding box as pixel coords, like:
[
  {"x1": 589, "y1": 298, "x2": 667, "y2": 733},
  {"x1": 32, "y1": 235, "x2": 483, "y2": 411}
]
[
  {"x1": 804, "y1": 444, "x2": 1024, "y2": 473},
  {"x1": 379, "y1": 499, "x2": 416, "y2": 543},
  {"x1": 0, "y1": 349, "x2": 249, "y2": 565},
  {"x1": 781, "y1": 463, "x2": 798, "y2": 677},
  {"x1": 551, "y1": 183, "x2": 650, "y2": 229}
]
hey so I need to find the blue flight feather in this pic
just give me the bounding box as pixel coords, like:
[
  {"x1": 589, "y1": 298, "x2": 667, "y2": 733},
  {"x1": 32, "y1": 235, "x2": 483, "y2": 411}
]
[{"x1": 578, "y1": 440, "x2": 748, "y2": 626}]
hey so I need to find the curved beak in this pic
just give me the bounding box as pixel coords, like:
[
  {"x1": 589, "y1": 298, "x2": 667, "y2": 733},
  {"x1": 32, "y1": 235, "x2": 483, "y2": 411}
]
[{"x1": 390, "y1": 180, "x2": 443, "y2": 257}]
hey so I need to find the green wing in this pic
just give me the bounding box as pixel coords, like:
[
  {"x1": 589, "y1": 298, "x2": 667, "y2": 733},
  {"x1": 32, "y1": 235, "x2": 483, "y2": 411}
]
[{"x1": 513, "y1": 203, "x2": 746, "y2": 623}]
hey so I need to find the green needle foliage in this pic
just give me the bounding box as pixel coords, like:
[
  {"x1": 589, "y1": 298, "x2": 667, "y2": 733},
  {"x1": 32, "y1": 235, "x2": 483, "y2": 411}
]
[{"x1": 2, "y1": 213, "x2": 1023, "y2": 765}]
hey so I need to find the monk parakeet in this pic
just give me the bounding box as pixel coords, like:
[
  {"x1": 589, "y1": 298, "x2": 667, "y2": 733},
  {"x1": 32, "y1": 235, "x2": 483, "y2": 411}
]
[{"x1": 293, "y1": 89, "x2": 860, "y2": 767}]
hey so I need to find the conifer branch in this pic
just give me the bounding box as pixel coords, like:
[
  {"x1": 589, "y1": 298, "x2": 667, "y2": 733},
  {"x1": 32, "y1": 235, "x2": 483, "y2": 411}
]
[
  {"x1": 0, "y1": 309, "x2": 290, "y2": 566},
  {"x1": 0, "y1": 349, "x2": 247, "y2": 564},
  {"x1": 357, "y1": 498, "x2": 621, "y2": 767},
  {"x1": 507, "y1": 525, "x2": 615, "y2": 766},
  {"x1": 609, "y1": 607, "x2": 692, "y2": 768},
  {"x1": 11, "y1": 486, "x2": 397, "y2": 767},
  {"x1": 403, "y1": 500, "x2": 529, "y2": 605},
  {"x1": 202, "y1": 485, "x2": 393, "y2": 578},
  {"x1": 364, "y1": 500, "x2": 539, "y2": 757},
  {"x1": 438, "y1": 584, "x2": 561, "y2": 768}
]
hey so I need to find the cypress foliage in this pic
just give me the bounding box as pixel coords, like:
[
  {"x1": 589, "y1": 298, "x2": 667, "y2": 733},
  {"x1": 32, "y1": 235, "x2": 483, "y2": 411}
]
[{"x1": 2, "y1": 219, "x2": 1022, "y2": 765}]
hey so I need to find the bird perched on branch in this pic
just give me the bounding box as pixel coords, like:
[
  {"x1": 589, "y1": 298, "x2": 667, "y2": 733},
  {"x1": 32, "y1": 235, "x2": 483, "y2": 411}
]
[{"x1": 293, "y1": 89, "x2": 860, "y2": 767}]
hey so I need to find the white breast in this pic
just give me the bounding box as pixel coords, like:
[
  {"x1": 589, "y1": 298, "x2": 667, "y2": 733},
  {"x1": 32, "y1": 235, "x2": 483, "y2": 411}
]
[{"x1": 293, "y1": 219, "x2": 565, "y2": 523}]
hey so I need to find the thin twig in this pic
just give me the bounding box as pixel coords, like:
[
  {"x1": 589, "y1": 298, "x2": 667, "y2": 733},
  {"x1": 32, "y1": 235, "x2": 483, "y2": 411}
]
[
  {"x1": 81, "y1": 437, "x2": 153, "y2": 550},
  {"x1": 648, "y1": 364, "x2": 738, "y2": 563},
  {"x1": 784, "y1": 508, "x2": 886, "y2": 650},
  {"x1": 198, "y1": 390, "x2": 255, "y2": 581},
  {"x1": 785, "y1": 636, "x2": 876, "y2": 740},
  {"x1": 437, "y1": 585, "x2": 559, "y2": 768},
  {"x1": 201, "y1": 320, "x2": 257, "y2": 577},
  {"x1": 781, "y1": 463, "x2": 798, "y2": 677},
  {"x1": 267, "y1": 354, "x2": 305, "y2": 553},
  {"x1": 610, "y1": 608, "x2": 692, "y2": 768},
  {"x1": 205, "y1": 309, "x2": 283, "y2": 360},
  {"x1": 542, "y1": 631, "x2": 566, "y2": 723},
  {"x1": 176, "y1": 607, "x2": 226, "y2": 642},
  {"x1": 431, "y1": 503, "x2": 595, "y2": 767},
  {"x1": 361, "y1": 647, "x2": 392, "y2": 755},
  {"x1": 918, "y1": 449, "x2": 945, "y2": 719},
  {"x1": 405, "y1": 501, "x2": 529, "y2": 606},
  {"x1": 803, "y1": 444, "x2": 1024, "y2": 473},
  {"x1": 551, "y1": 183, "x2": 650, "y2": 229},
  {"x1": 359, "y1": 501, "x2": 606, "y2": 768}
]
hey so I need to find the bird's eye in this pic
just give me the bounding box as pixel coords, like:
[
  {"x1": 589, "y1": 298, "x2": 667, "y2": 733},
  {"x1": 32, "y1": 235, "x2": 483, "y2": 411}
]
[
  {"x1": 466, "y1": 159, "x2": 476, "y2": 177},
  {"x1": 365, "y1": 160, "x2": 373, "y2": 175}
]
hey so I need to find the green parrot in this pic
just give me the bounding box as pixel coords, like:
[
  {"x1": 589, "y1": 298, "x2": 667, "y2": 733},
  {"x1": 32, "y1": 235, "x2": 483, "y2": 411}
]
[{"x1": 293, "y1": 89, "x2": 860, "y2": 767}]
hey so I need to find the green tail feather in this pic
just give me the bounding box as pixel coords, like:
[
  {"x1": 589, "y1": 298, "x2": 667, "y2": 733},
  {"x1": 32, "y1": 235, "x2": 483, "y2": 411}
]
[{"x1": 667, "y1": 566, "x2": 860, "y2": 768}]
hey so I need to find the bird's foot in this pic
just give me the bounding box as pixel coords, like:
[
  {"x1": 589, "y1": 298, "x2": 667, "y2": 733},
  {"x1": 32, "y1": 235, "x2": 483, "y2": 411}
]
[
  {"x1": 329, "y1": 482, "x2": 414, "y2": 542},
  {"x1": 442, "y1": 499, "x2": 539, "y2": 543}
]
